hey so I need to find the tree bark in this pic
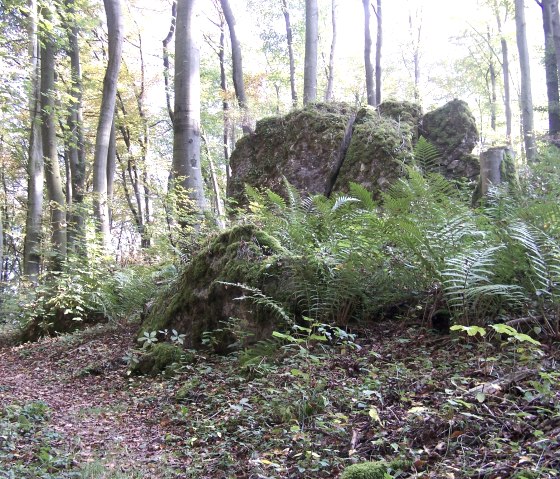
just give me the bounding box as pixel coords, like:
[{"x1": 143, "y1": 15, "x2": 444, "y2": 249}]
[
  {"x1": 549, "y1": 0, "x2": 560, "y2": 83},
  {"x1": 514, "y1": 0, "x2": 537, "y2": 161},
  {"x1": 488, "y1": 26, "x2": 497, "y2": 131},
  {"x1": 303, "y1": 0, "x2": 318, "y2": 104},
  {"x1": 40, "y1": 7, "x2": 67, "y2": 268},
  {"x1": 172, "y1": 0, "x2": 208, "y2": 219},
  {"x1": 218, "y1": 16, "x2": 230, "y2": 170},
  {"x1": 93, "y1": 0, "x2": 124, "y2": 250},
  {"x1": 480, "y1": 147, "x2": 515, "y2": 195},
  {"x1": 64, "y1": 0, "x2": 86, "y2": 253},
  {"x1": 163, "y1": 1, "x2": 177, "y2": 126},
  {"x1": 540, "y1": 0, "x2": 560, "y2": 134},
  {"x1": 324, "y1": 0, "x2": 337, "y2": 102},
  {"x1": 363, "y1": 0, "x2": 375, "y2": 106},
  {"x1": 220, "y1": 0, "x2": 250, "y2": 134},
  {"x1": 23, "y1": 0, "x2": 43, "y2": 282},
  {"x1": 375, "y1": 0, "x2": 382, "y2": 105},
  {"x1": 282, "y1": 0, "x2": 298, "y2": 107},
  {"x1": 493, "y1": 1, "x2": 513, "y2": 143}
]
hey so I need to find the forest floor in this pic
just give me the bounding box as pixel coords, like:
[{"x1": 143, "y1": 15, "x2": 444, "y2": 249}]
[{"x1": 0, "y1": 319, "x2": 559, "y2": 479}]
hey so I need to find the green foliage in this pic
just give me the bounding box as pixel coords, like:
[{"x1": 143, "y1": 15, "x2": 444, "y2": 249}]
[
  {"x1": 340, "y1": 461, "x2": 389, "y2": 479},
  {"x1": 413, "y1": 136, "x2": 441, "y2": 174}
]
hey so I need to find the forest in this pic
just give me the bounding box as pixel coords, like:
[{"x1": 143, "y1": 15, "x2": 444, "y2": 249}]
[{"x1": 0, "y1": 0, "x2": 559, "y2": 477}]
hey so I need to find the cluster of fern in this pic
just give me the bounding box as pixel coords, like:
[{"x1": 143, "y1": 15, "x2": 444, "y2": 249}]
[{"x1": 243, "y1": 140, "x2": 560, "y2": 331}]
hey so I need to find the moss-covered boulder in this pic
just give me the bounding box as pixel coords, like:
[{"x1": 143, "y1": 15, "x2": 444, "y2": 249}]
[
  {"x1": 420, "y1": 99, "x2": 479, "y2": 180},
  {"x1": 139, "y1": 225, "x2": 290, "y2": 352},
  {"x1": 378, "y1": 100, "x2": 423, "y2": 138},
  {"x1": 340, "y1": 462, "x2": 388, "y2": 479},
  {"x1": 335, "y1": 106, "x2": 414, "y2": 197},
  {"x1": 130, "y1": 343, "x2": 185, "y2": 376},
  {"x1": 227, "y1": 102, "x2": 357, "y2": 206},
  {"x1": 19, "y1": 310, "x2": 106, "y2": 343}
]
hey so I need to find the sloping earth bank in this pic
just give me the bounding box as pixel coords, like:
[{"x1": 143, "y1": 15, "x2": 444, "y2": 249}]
[{"x1": 0, "y1": 320, "x2": 559, "y2": 478}]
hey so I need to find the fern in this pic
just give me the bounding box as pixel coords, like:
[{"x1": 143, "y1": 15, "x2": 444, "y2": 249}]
[
  {"x1": 413, "y1": 136, "x2": 441, "y2": 174},
  {"x1": 508, "y1": 221, "x2": 560, "y2": 303},
  {"x1": 442, "y1": 246, "x2": 525, "y2": 324},
  {"x1": 348, "y1": 182, "x2": 377, "y2": 211}
]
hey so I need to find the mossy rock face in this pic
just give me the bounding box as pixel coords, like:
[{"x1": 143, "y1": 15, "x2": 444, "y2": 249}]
[
  {"x1": 227, "y1": 102, "x2": 357, "y2": 206},
  {"x1": 378, "y1": 100, "x2": 423, "y2": 137},
  {"x1": 340, "y1": 461, "x2": 388, "y2": 479},
  {"x1": 335, "y1": 106, "x2": 413, "y2": 197},
  {"x1": 130, "y1": 343, "x2": 184, "y2": 376},
  {"x1": 19, "y1": 310, "x2": 106, "y2": 343},
  {"x1": 420, "y1": 99, "x2": 479, "y2": 180},
  {"x1": 139, "y1": 225, "x2": 291, "y2": 352}
]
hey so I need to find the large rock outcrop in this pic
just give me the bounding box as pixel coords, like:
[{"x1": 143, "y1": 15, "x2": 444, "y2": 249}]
[
  {"x1": 227, "y1": 99, "x2": 479, "y2": 205},
  {"x1": 227, "y1": 103, "x2": 356, "y2": 206},
  {"x1": 420, "y1": 99, "x2": 479, "y2": 180}
]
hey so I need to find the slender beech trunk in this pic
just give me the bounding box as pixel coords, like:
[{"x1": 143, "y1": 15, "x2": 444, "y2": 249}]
[
  {"x1": 375, "y1": 0, "x2": 382, "y2": 105},
  {"x1": 409, "y1": 9, "x2": 422, "y2": 102},
  {"x1": 363, "y1": 0, "x2": 375, "y2": 106},
  {"x1": 515, "y1": 0, "x2": 537, "y2": 161},
  {"x1": 282, "y1": 0, "x2": 298, "y2": 107},
  {"x1": 218, "y1": 16, "x2": 230, "y2": 169},
  {"x1": 23, "y1": 0, "x2": 43, "y2": 282},
  {"x1": 324, "y1": 0, "x2": 337, "y2": 102},
  {"x1": 64, "y1": 0, "x2": 86, "y2": 253},
  {"x1": 106, "y1": 117, "x2": 117, "y2": 226},
  {"x1": 202, "y1": 134, "x2": 225, "y2": 229},
  {"x1": 40, "y1": 7, "x2": 67, "y2": 268},
  {"x1": 494, "y1": 1, "x2": 513, "y2": 143},
  {"x1": 172, "y1": 0, "x2": 208, "y2": 219},
  {"x1": 163, "y1": 1, "x2": 177, "y2": 126},
  {"x1": 219, "y1": 0, "x2": 250, "y2": 133},
  {"x1": 303, "y1": 0, "x2": 318, "y2": 104},
  {"x1": 93, "y1": 0, "x2": 124, "y2": 250},
  {"x1": 549, "y1": 0, "x2": 560, "y2": 82},
  {"x1": 488, "y1": 26, "x2": 497, "y2": 131},
  {"x1": 539, "y1": 0, "x2": 560, "y2": 134}
]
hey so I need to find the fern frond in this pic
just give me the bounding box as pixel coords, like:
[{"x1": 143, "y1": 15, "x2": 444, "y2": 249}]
[
  {"x1": 348, "y1": 182, "x2": 377, "y2": 210},
  {"x1": 413, "y1": 136, "x2": 441, "y2": 174},
  {"x1": 331, "y1": 196, "x2": 360, "y2": 212},
  {"x1": 282, "y1": 176, "x2": 301, "y2": 209},
  {"x1": 508, "y1": 221, "x2": 560, "y2": 301},
  {"x1": 266, "y1": 189, "x2": 287, "y2": 209}
]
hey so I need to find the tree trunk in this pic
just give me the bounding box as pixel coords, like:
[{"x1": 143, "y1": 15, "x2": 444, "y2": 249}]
[
  {"x1": 540, "y1": 0, "x2": 560, "y2": 135},
  {"x1": 220, "y1": 0, "x2": 250, "y2": 134},
  {"x1": 23, "y1": 0, "x2": 43, "y2": 282},
  {"x1": 202, "y1": 134, "x2": 225, "y2": 229},
  {"x1": 375, "y1": 0, "x2": 382, "y2": 105},
  {"x1": 363, "y1": 0, "x2": 375, "y2": 106},
  {"x1": 93, "y1": 0, "x2": 124, "y2": 250},
  {"x1": 303, "y1": 0, "x2": 318, "y2": 104},
  {"x1": 549, "y1": 0, "x2": 560, "y2": 84},
  {"x1": 409, "y1": 9, "x2": 422, "y2": 102},
  {"x1": 163, "y1": 1, "x2": 177, "y2": 126},
  {"x1": 324, "y1": 0, "x2": 337, "y2": 102},
  {"x1": 493, "y1": 1, "x2": 513, "y2": 143},
  {"x1": 515, "y1": 0, "x2": 537, "y2": 161},
  {"x1": 218, "y1": 16, "x2": 230, "y2": 169},
  {"x1": 64, "y1": 0, "x2": 86, "y2": 254},
  {"x1": 172, "y1": 0, "x2": 208, "y2": 219},
  {"x1": 282, "y1": 0, "x2": 298, "y2": 107},
  {"x1": 480, "y1": 147, "x2": 516, "y2": 195},
  {"x1": 40, "y1": 7, "x2": 67, "y2": 269},
  {"x1": 106, "y1": 117, "x2": 117, "y2": 226}
]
